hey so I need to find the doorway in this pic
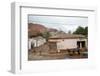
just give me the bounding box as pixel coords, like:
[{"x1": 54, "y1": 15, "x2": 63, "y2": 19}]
[{"x1": 77, "y1": 41, "x2": 85, "y2": 48}]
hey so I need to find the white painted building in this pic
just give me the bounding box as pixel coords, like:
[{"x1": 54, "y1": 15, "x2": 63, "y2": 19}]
[
  {"x1": 48, "y1": 34, "x2": 87, "y2": 52},
  {"x1": 57, "y1": 38, "x2": 87, "y2": 50},
  {"x1": 28, "y1": 36, "x2": 46, "y2": 50}
]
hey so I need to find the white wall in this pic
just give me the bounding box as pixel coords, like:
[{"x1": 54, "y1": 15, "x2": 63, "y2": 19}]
[
  {"x1": 37, "y1": 38, "x2": 46, "y2": 47},
  {"x1": 57, "y1": 39, "x2": 87, "y2": 49},
  {"x1": 0, "y1": 0, "x2": 100, "y2": 76},
  {"x1": 28, "y1": 38, "x2": 46, "y2": 49},
  {"x1": 57, "y1": 39, "x2": 77, "y2": 49}
]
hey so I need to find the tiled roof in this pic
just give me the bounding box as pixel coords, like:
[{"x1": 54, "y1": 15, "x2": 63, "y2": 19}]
[{"x1": 49, "y1": 33, "x2": 86, "y2": 39}]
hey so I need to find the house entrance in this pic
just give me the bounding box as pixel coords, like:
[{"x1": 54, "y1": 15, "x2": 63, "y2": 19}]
[{"x1": 77, "y1": 41, "x2": 85, "y2": 48}]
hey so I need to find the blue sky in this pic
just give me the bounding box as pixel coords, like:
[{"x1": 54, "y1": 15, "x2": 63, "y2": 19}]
[{"x1": 28, "y1": 15, "x2": 88, "y2": 33}]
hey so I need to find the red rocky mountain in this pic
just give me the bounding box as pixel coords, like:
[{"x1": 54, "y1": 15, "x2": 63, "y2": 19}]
[{"x1": 28, "y1": 23, "x2": 47, "y2": 37}]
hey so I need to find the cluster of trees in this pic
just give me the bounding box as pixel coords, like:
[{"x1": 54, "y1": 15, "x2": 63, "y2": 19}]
[
  {"x1": 41, "y1": 31, "x2": 51, "y2": 41},
  {"x1": 73, "y1": 26, "x2": 88, "y2": 37}
]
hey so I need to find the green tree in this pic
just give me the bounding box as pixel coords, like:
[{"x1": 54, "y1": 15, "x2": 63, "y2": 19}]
[
  {"x1": 73, "y1": 26, "x2": 88, "y2": 36},
  {"x1": 42, "y1": 31, "x2": 51, "y2": 41},
  {"x1": 84, "y1": 26, "x2": 88, "y2": 36}
]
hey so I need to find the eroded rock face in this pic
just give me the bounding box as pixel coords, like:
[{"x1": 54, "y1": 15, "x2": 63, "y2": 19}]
[{"x1": 28, "y1": 23, "x2": 47, "y2": 37}]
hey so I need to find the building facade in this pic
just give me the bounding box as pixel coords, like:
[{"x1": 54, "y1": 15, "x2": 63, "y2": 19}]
[
  {"x1": 48, "y1": 34, "x2": 87, "y2": 52},
  {"x1": 28, "y1": 36, "x2": 46, "y2": 50}
]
